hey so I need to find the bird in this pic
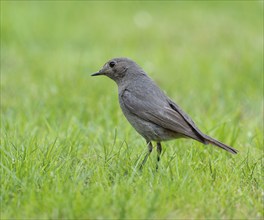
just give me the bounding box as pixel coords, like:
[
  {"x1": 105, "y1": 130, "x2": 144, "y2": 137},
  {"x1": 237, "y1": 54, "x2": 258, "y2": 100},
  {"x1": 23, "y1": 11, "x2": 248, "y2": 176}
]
[{"x1": 91, "y1": 57, "x2": 238, "y2": 169}]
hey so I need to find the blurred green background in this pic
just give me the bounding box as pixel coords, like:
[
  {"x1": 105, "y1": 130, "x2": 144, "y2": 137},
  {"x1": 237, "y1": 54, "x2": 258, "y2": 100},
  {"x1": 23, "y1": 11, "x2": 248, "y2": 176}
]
[{"x1": 1, "y1": 1, "x2": 263, "y2": 219}]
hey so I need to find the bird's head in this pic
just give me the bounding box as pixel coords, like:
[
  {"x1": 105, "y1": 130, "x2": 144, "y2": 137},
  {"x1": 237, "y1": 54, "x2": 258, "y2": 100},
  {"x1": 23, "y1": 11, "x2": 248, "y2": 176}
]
[{"x1": 91, "y1": 57, "x2": 143, "y2": 83}]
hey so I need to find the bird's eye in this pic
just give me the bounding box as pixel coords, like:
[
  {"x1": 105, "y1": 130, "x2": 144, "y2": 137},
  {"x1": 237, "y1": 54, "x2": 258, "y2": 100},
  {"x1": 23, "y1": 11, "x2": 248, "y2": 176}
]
[{"x1": 109, "y1": 61, "x2": 116, "y2": 68}]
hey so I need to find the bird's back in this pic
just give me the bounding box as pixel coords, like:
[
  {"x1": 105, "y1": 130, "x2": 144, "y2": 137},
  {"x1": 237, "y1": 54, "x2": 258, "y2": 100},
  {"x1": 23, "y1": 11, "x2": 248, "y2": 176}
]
[{"x1": 118, "y1": 73, "x2": 206, "y2": 143}]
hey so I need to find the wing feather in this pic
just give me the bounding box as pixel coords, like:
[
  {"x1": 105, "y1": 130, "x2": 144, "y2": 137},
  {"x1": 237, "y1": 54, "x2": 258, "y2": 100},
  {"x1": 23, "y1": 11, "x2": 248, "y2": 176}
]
[{"x1": 121, "y1": 89, "x2": 205, "y2": 142}]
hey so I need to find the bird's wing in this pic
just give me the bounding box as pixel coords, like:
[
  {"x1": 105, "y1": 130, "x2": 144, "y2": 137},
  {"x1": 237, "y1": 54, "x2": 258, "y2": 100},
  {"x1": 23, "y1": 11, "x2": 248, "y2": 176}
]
[
  {"x1": 120, "y1": 88, "x2": 206, "y2": 143},
  {"x1": 166, "y1": 98, "x2": 208, "y2": 142},
  {"x1": 167, "y1": 98, "x2": 238, "y2": 154}
]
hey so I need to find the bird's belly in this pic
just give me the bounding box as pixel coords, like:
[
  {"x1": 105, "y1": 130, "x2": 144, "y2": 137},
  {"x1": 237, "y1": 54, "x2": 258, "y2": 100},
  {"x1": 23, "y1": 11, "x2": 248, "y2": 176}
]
[{"x1": 122, "y1": 110, "x2": 181, "y2": 142}]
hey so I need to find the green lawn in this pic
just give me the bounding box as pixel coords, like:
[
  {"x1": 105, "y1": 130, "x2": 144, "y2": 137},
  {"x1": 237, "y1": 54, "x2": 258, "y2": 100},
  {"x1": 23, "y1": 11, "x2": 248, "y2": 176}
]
[{"x1": 1, "y1": 1, "x2": 263, "y2": 219}]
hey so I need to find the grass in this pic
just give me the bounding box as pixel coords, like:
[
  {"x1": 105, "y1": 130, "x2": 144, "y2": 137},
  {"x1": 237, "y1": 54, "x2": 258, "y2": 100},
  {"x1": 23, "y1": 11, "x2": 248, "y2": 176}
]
[{"x1": 1, "y1": 1, "x2": 263, "y2": 219}]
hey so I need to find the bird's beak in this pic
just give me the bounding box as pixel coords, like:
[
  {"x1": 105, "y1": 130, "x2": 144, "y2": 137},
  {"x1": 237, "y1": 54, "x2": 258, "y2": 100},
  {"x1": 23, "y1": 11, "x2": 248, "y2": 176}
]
[
  {"x1": 91, "y1": 69, "x2": 104, "y2": 76},
  {"x1": 91, "y1": 71, "x2": 101, "y2": 76}
]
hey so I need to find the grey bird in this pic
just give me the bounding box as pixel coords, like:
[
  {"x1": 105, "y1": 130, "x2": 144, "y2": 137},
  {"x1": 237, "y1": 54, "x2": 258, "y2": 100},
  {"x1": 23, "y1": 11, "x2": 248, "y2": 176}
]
[{"x1": 91, "y1": 57, "x2": 238, "y2": 168}]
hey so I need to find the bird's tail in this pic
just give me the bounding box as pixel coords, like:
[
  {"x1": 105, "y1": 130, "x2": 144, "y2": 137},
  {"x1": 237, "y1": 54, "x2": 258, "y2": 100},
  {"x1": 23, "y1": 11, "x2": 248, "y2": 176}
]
[{"x1": 204, "y1": 135, "x2": 238, "y2": 154}]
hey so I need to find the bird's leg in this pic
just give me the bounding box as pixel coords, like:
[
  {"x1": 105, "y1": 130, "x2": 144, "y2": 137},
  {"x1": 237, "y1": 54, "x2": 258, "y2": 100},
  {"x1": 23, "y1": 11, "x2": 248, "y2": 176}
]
[
  {"x1": 139, "y1": 141, "x2": 153, "y2": 170},
  {"x1": 156, "y1": 142, "x2": 162, "y2": 170},
  {"x1": 157, "y1": 142, "x2": 162, "y2": 162}
]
